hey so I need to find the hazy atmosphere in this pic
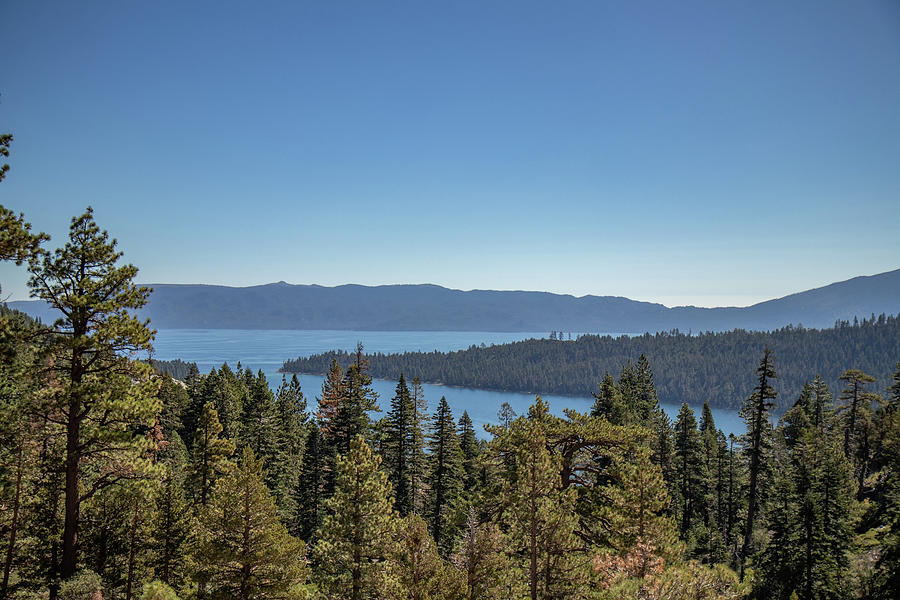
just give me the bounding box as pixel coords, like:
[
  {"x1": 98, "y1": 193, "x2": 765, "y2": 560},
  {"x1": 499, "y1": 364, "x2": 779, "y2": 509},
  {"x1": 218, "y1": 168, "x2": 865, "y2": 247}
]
[{"x1": 2, "y1": 0, "x2": 898, "y2": 305}]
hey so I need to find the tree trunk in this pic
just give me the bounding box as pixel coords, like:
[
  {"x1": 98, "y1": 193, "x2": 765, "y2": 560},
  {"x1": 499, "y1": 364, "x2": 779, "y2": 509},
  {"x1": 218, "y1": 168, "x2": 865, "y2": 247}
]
[
  {"x1": 843, "y1": 382, "x2": 859, "y2": 458},
  {"x1": 1, "y1": 441, "x2": 24, "y2": 597},
  {"x1": 125, "y1": 498, "x2": 139, "y2": 600},
  {"x1": 60, "y1": 393, "x2": 82, "y2": 580}
]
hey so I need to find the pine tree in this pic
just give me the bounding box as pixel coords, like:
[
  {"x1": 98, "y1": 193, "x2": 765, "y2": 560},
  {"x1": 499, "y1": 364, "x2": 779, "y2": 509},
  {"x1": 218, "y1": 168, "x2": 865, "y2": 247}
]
[
  {"x1": 269, "y1": 374, "x2": 307, "y2": 522},
  {"x1": 385, "y1": 374, "x2": 415, "y2": 515},
  {"x1": 196, "y1": 447, "x2": 308, "y2": 600},
  {"x1": 590, "y1": 372, "x2": 627, "y2": 425},
  {"x1": 332, "y1": 344, "x2": 378, "y2": 455},
  {"x1": 0, "y1": 302, "x2": 43, "y2": 597},
  {"x1": 603, "y1": 447, "x2": 680, "y2": 573},
  {"x1": 631, "y1": 354, "x2": 659, "y2": 424},
  {"x1": 123, "y1": 484, "x2": 153, "y2": 600},
  {"x1": 314, "y1": 436, "x2": 399, "y2": 600},
  {"x1": 837, "y1": 369, "x2": 877, "y2": 459},
  {"x1": 149, "y1": 465, "x2": 194, "y2": 590},
  {"x1": 758, "y1": 423, "x2": 855, "y2": 599},
  {"x1": 409, "y1": 377, "x2": 428, "y2": 515},
  {"x1": 426, "y1": 398, "x2": 464, "y2": 552},
  {"x1": 887, "y1": 362, "x2": 900, "y2": 411},
  {"x1": 501, "y1": 420, "x2": 585, "y2": 599},
  {"x1": 390, "y1": 514, "x2": 461, "y2": 600},
  {"x1": 698, "y1": 402, "x2": 724, "y2": 559},
  {"x1": 457, "y1": 411, "x2": 479, "y2": 491},
  {"x1": 317, "y1": 359, "x2": 345, "y2": 440},
  {"x1": 450, "y1": 509, "x2": 519, "y2": 600},
  {"x1": 497, "y1": 403, "x2": 517, "y2": 428},
  {"x1": 873, "y1": 406, "x2": 900, "y2": 598},
  {"x1": 648, "y1": 406, "x2": 676, "y2": 500},
  {"x1": 724, "y1": 433, "x2": 743, "y2": 562},
  {"x1": 673, "y1": 403, "x2": 703, "y2": 537},
  {"x1": 188, "y1": 403, "x2": 235, "y2": 506},
  {"x1": 805, "y1": 431, "x2": 854, "y2": 598},
  {"x1": 739, "y1": 348, "x2": 777, "y2": 578},
  {"x1": 238, "y1": 370, "x2": 278, "y2": 463},
  {"x1": 27, "y1": 208, "x2": 161, "y2": 580},
  {"x1": 755, "y1": 433, "x2": 799, "y2": 599},
  {"x1": 0, "y1": 203, "x2": 47, "y2": 266},
  {"x1": 294, "y1": 421, "x2": 325, "y2": 542}
]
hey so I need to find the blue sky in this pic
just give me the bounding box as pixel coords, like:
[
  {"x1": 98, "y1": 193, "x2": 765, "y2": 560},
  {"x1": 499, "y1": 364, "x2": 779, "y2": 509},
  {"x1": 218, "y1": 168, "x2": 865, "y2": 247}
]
[{"x1": 1, "y1": 0, "x2": 898, "y2": 307}]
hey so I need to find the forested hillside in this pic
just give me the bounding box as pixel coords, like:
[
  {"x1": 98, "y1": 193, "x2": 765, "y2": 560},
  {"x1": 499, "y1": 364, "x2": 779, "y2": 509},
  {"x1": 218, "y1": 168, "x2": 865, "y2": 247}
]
[
  {"x1": 283, "y1": 316, "x2": 900, "y2": 411},
  {"x1": 3, "y1": 206, "x2": 900, "y2": 600}
]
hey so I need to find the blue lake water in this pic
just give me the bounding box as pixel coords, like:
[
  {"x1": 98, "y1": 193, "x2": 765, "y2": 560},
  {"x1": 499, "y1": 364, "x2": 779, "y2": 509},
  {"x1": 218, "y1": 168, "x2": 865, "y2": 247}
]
[{"x1": 150, "y1": 329, "x2": 744, "y2": 438}]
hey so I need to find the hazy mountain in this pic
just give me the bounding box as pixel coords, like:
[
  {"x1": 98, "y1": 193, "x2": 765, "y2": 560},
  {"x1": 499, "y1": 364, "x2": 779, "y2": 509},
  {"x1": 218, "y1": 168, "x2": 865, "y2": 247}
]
[{"x1": 9, "y1": 268, "x2": 900, "y2": 333}]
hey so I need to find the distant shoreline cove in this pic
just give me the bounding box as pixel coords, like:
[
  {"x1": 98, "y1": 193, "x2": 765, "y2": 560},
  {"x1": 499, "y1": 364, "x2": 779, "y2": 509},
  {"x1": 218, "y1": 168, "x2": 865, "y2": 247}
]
[{"x1": 146, "y1": 329, "x2": 753, "y2": 437}]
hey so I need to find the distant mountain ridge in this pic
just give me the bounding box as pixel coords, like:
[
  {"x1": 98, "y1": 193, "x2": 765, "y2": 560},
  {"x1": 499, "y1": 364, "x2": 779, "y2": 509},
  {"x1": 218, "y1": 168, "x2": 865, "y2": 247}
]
[{"x1": 9, "y1": 268, "x2": 900, "y2": 333}]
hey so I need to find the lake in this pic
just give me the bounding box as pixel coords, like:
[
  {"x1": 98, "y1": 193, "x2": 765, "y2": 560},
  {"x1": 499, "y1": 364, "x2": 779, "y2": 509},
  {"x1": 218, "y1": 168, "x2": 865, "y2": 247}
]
[{"x1": 149, "y1": 329, "x2": 744, "y2": 437}]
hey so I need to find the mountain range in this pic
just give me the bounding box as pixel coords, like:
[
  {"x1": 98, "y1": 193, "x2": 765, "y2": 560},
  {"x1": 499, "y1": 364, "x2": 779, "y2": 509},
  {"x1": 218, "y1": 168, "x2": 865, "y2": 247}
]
[{"x1": 8, "y1": 268, "x2": 900, "y2": 333}]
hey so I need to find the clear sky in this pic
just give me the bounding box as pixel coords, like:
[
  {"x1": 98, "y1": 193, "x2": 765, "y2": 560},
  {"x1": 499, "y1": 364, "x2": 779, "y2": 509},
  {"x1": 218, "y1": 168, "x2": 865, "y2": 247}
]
[{"x1": 1, "y1": 0, "x2": 898, "y2": 307}]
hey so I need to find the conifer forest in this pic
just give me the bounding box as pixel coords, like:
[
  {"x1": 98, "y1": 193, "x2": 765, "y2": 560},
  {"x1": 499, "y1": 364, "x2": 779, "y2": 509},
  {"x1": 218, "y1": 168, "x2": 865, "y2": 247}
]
[{"x1": 1, "y1": 205, "x2": 899, "y2": 600}]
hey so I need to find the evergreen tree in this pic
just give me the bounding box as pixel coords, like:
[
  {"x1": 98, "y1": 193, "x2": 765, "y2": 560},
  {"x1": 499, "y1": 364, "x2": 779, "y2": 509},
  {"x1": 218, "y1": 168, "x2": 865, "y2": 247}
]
[
  {"x1": 723, "y1": 433, "x2": 744, "y2": 562},
  {"x1": 0, "y1": 305, "x2": 44, "y2": 597},
  {"x1": 837, "y1": 369, "x2": 877, "y2": 458},
  {"x1": 739, "y1": 348, "x2": 777, "y2": 578},
  {"x1": 314, "y1": 436, "x2": 399, "y2": 600},
  {"x1": 332, "y1": 344, "x2": 379, "y2": 455},
  {"x1": 196, "y1": 447, "x2": 308, "y2": 600},
  {"x1": 385, "y1": 374, "x2": 415, "y2": 515},
  {"x1": 673, "y1": 403, "x2": 704, "y2": 538},
  {"x1": 457, "y1": 411, "x2": 479, "y2": 491},
  {"x1": 603, "y1": 447, "x2": 680, "y2": 572},
  {"x1": 238, "y1": 370, "x2": 278, "y2": 463},
  {"x1": 409, "y1": 377, "x2": 428, "y2": 515},
  {"x1": 590, "y1": 372, "x2": 627, "y2": 425},
  {"x1": 698, "y1": 402, "x2": 724, "y2": 559},
  {"x1": 648, "y1": 406, "x2": 676, "y2": 500},
  {"x1": 317, "y1": 359, "x2": 345, "y2": 440},
  {"x1": 450, "y1": 509, "x2": 519, "y2": 600},
  {"x1": 426, "y1": 398, "x2": 464, "y2": 551},
  {"x1": 390, "y1": 514, "x2": 461, "y2": 600},
  {"x1": 269, "y1": 374, "x2": 307, "y2": 522},
  {"x1": 0, "y1": 203, "x2": 47, "y2": 266},
  {"x1": 149, "y1": 465, "x2": 194, "y2": 590},
  {"x1": 27, "y1": 208, "x2": 161, "y2": 580},
  {"x1": 294, "y1": 421, "x2": 325, "y2": 542},
  {"x1": 757, "y1": 425, "x2": 855, "y2": 599},
  {"x1": 188, "y1": 403, "x2": 235, "y2": 506},
  {"x1": 497, "y1": 402, "x2": 517, "y2": 428},
  {"x1": 755, "y1": 433, "x2": 798, "y2": 599},
  {"x1": 501, "y1": 420, "x2": 586, "y2": 599},
  {"x1": 631, "y1": 354, "x2": 659, "y2": 424},
  {"x1": 887, "y1": 362, "x2": 900, "y2": 411},
  {"x1": 873, "y1": 406, "x2": 900, "y2": 598}
]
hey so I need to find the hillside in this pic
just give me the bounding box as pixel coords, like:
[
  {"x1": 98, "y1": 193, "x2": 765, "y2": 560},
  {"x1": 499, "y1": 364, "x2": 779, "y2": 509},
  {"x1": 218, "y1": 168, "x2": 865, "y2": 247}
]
[
  {"x1": 283, "y1": 314, "x2": 900, "y2": 411},
  {"x1": 9, "y1": 268, "x2": 900, "y2": 333}
]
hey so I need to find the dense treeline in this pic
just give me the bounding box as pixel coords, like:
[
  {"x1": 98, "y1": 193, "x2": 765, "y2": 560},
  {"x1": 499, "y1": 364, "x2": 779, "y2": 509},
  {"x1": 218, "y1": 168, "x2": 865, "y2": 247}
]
[
  {"x1": 2, "y1": 201, "x2": 900, "y2": 599},
  {"x1": 283, "y1": 318, "x2": 900, "y2": 411},
  {"x1": 147, "y1": 359, "x2": 198, "y2": 382}
]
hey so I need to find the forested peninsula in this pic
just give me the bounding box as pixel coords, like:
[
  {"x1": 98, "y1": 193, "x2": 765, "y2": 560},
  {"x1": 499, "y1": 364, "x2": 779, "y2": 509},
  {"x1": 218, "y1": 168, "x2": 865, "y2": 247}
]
[{"x1": 282, "y1": 316, "x2": 900, "y2": 411}]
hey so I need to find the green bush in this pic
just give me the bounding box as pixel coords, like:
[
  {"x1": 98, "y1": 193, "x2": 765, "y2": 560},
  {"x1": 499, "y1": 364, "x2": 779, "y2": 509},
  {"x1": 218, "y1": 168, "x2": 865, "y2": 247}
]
[
  {"x1": 58, "y1": 570, "x2": 103, "y2": 600},
  {"x1": 140, "y1": 581, "x2": 180, "y2": 600}
]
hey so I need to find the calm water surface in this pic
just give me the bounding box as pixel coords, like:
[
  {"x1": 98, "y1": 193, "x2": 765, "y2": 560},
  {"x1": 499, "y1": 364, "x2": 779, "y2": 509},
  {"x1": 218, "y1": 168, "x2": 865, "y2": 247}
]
[{"x1": 150, "y1": 329, "x2": 744, "y2": 437}]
